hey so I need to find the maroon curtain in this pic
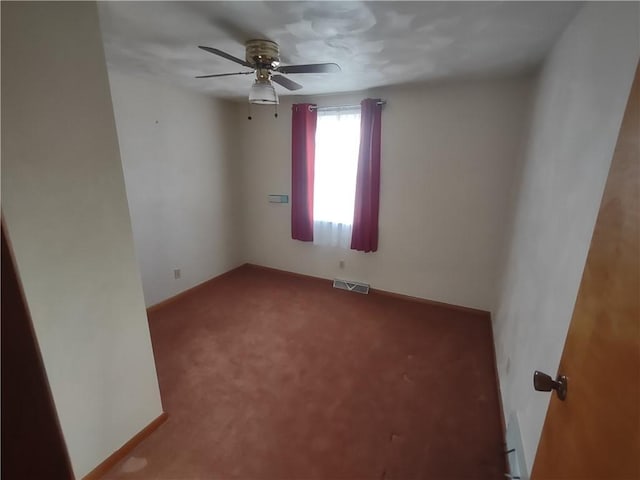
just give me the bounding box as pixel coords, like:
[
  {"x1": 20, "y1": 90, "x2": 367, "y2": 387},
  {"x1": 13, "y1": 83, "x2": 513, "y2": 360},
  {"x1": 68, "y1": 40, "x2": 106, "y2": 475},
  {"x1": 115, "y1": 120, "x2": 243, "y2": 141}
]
[
  {"x1": 351, "y1": 98, "x2": 382, "y2": 252},
  {"x1": 291, "y1": 104, "x2": 317, "y2": 241}
]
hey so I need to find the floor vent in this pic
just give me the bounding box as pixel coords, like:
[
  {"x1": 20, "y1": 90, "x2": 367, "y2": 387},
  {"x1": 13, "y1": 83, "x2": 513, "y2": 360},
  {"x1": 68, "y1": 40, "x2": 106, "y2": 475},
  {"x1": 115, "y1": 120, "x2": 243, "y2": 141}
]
[{"x1": 333, "y1": 279, "x2": 370, "y2": 294}]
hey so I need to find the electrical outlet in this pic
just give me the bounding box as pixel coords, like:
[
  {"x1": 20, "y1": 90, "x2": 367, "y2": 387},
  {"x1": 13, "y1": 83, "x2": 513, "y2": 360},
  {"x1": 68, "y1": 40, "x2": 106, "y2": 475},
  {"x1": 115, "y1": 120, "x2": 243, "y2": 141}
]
[
  {"x1": 174, "y1": 268, "x2": 181, "y2": 279},
  {"x1": 339, "y1": 260, "x2": 345, "y2": 269}
]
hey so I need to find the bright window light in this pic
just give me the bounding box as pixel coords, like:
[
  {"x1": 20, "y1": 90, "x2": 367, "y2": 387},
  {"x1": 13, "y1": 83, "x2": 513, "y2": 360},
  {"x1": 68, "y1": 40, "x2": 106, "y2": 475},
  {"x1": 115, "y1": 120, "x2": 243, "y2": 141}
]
[{"x1": 313, "y1": 109, "x2": 361, "y2": 225}]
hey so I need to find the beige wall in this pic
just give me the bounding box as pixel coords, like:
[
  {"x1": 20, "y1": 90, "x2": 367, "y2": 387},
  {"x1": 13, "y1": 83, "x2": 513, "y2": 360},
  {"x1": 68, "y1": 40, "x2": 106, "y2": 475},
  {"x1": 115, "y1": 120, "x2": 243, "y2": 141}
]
[
  {"x1": 1, "y1": 3, "x2": 163, "y2": 478},
  {"x1": 238, "y1": 77, "x2": 533, "y2": 311},
  {"x1": 108, "y1": 71, "x2": 243, "y2": 307},
  {"x1": 493, "y1": 2, "x2": 639, "y2": 473}
]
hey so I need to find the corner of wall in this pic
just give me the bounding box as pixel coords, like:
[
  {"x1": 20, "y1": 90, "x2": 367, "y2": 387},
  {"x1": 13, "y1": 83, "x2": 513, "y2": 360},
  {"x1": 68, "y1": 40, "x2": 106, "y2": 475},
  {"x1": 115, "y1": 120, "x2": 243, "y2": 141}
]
[{"x1": 491, "y1": 2, "x2": 640, "y2": 473}]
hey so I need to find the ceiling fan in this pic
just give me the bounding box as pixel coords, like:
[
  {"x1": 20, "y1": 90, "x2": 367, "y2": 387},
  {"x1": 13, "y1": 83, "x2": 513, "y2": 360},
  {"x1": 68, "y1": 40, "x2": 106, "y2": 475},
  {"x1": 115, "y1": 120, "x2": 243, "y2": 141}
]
[{"x1": 196, "y1": 39, "x2": 341, "y2": 104}]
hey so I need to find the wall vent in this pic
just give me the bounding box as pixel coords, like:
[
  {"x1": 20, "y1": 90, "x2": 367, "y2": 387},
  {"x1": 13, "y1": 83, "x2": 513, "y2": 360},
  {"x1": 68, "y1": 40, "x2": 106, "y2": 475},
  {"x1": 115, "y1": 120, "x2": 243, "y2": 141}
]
[{"x1": 333, "y1": 279, "x2": 370, "y2": 294}]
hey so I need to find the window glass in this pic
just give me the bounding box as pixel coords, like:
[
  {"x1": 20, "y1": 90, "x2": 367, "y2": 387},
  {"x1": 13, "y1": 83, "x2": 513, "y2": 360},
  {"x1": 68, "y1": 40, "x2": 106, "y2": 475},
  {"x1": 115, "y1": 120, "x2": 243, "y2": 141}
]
[{"x1": 313, "y1": 109, "x2": 361, "y2": 225}]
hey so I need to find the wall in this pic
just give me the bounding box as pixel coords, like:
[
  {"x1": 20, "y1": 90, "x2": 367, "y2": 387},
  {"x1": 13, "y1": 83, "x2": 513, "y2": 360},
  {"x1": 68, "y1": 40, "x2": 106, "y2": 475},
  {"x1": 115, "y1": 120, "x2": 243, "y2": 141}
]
[
  {"x1": 108, "y1": 71, "x2": 243, "y2": 307},
  {"x1": 238, "y1": 77, "x2": 533, "y2": 311},
  {"x1": 1, "y1": 3, "x2": 163, "y2": 478},
  {"x1": 492, "y1": 2, "x2": 639, "y2": 473}
]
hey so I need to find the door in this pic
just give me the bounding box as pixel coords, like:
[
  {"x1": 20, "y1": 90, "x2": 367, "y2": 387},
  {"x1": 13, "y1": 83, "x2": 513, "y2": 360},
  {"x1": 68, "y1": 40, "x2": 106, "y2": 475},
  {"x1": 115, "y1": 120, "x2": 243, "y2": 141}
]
[
  {"x1": 531, "y1": 65, "x2": 640, "y2": 479},
  {"x1": 1, "y1": 220, "x2": 74, "y2": 480}
]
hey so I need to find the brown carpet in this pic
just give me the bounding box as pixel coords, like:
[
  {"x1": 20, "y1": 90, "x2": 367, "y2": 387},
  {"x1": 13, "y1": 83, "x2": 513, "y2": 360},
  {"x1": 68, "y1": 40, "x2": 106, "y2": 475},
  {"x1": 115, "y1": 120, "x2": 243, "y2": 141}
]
[{"x1": 103, "y1": 265, "x2": 506, "y2": 479}]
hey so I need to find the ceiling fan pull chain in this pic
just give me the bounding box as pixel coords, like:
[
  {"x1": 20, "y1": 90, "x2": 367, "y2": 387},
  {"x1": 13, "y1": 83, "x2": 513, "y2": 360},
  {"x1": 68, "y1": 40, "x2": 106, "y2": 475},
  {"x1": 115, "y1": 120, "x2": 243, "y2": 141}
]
[
  {"x1": 274, "y1": 103, "x2": 278, "y2": 119},
  {"x1": 247, "y1": 102, "x2": 252, "y2": 121}
]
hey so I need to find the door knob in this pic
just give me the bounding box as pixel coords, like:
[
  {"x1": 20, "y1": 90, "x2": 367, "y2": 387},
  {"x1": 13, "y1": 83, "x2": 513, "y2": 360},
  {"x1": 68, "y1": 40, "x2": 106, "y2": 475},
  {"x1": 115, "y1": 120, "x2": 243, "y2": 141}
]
[{"x1": 533, "y1": 371, "x2": 568, "y2": 401}]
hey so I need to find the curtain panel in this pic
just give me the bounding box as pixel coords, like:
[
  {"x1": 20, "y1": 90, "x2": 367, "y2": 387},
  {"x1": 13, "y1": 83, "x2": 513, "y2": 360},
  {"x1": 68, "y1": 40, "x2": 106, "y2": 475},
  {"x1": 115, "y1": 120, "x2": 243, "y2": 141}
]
[
  {"x1": 291, "y1": 103, "x2": 317, "y2": 241},
  {"x1": 351, "y1": 98, "x2": 382, "y2": 252},
  {"x1": 313, "y1": 108, "x2": 361, "y2": 248}
]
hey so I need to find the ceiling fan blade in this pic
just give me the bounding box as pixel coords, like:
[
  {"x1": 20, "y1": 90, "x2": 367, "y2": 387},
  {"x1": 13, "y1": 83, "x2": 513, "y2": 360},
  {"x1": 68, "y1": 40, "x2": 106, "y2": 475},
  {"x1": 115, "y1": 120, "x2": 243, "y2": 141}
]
[
  {"x1": 271, "y1": 74, "x2": 303, "y2": 91},
  {"x1": 198, "y1": 46, "x2": 252, "y2": 68},
  {"x1": 195, "y1": 71, "x2": 254, "y2": 79},
  {"x1": 277, "y1": 63, "x2": 341, "y2": 74}
]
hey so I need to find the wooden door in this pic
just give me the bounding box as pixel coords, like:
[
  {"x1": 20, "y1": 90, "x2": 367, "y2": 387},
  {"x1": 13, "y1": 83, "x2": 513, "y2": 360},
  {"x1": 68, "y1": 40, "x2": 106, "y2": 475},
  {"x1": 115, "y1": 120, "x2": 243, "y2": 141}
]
[{"x1": 531, "y1": 66, "x2": 640, "y2": 479}]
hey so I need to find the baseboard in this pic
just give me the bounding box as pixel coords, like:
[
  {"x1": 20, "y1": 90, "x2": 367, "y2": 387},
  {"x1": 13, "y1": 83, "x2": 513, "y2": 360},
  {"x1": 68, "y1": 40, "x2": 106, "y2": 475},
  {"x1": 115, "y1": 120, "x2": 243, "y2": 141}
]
[
  {"x1": 146, "y1": 265, "x2": 245, "y2": 315},
  {"x1": 244, "y1": 263, "x2": 490, "y2": 317},
  {"x1": 82, "y1": 412, "x2": 168, "y2": 480},
  {"x1": 244, "y1": 263, "x2": 333, "y2": 286},
  {"x1": 488, "y1": 316, "x2": 509, "y2": 453},
  {"x1": 370, "y1": 288, "x2": 489, "y2": 317},
  {"x1": 148, "y1": 261, "x2": 489, "y2": 318}
]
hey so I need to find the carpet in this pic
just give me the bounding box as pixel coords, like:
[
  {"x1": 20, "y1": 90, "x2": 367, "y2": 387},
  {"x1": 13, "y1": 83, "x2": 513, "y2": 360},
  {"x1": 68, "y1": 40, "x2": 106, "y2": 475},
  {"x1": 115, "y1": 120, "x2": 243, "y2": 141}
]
[{"x1": 103, "y1": 265, "x2": 506, "y2": 479}]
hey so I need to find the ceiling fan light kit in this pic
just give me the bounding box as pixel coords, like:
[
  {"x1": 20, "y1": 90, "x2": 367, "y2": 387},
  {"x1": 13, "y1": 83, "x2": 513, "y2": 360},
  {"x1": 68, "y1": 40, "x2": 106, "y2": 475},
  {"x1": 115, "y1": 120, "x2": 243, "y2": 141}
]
[
  {"x1": 249, "y1": 79, "x2": 278, "y2": 105},
  {"x1": 196, "y1": 39, "x2": 341, "y2": 115}
]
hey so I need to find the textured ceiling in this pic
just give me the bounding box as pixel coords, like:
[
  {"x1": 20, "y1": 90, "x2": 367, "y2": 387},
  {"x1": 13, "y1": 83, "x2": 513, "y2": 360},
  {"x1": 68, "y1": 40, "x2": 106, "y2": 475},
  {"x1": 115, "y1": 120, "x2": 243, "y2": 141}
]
[{"x1": 98, "y1": 1, "x2": 581, "y2": 99}]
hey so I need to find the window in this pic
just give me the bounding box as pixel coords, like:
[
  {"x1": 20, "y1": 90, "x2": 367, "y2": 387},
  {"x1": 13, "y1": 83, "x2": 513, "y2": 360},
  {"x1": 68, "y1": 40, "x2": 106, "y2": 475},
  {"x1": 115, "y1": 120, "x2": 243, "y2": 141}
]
[{"x1": 313, "y1": 108, "x2": 361, "y2": 247}]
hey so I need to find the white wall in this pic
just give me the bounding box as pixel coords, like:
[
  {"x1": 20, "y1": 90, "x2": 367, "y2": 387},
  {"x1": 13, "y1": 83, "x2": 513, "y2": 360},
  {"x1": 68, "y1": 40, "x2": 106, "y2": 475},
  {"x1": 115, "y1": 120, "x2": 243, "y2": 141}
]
[
  {"x1": 492, "y1": 2, "x2": 639, "y2": 473},
  {"x1": 108, "y1": 71, "x2": 243, "y2": 307},
  {"x1": 238, "y1": 77, "x2": 533, "y2": 311},
  {"x1": 1, "y1": 3, "x2": 163, "y2": 478}
]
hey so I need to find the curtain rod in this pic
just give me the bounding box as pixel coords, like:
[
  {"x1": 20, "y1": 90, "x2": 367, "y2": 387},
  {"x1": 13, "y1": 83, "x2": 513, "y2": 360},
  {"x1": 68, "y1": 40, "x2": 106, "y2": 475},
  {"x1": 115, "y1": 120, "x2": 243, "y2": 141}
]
[{"x1": 309, "y1": 100, "x2": 386, "y2": 111}]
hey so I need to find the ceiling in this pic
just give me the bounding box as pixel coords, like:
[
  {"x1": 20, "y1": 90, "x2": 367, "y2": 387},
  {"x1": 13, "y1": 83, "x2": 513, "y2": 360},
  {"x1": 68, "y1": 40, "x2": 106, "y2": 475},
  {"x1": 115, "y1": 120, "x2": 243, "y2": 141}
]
[{"x1": 98, "y1": 1, "x2": 581, "y2": 99}]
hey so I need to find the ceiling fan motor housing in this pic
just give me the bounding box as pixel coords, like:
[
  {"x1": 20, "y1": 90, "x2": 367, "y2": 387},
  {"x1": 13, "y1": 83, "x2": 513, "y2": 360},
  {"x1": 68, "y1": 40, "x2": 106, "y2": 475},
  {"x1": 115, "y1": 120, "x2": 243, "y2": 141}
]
[{"x1": 245, "y1": 39, "x2": 280, "y2": 69}]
